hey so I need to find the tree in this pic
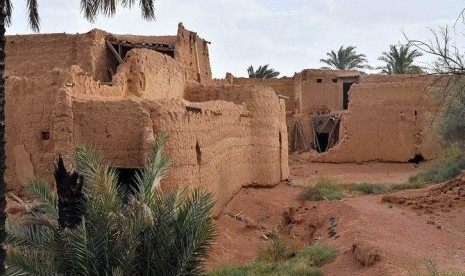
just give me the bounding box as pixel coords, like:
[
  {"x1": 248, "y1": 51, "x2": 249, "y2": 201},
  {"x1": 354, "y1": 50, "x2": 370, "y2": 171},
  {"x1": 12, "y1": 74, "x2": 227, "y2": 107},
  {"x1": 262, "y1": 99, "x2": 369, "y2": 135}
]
[
  {"x1": 247, "y1": 64, "x2": 280, "y2": 79},
  {"x1": 406, "y1": 26, "x2": 465, "y2": 143},
  {"x1": 0, "y1": 0, "x2": 157, "y2": 273},
  {"x1": 6, "y1": 133, "x2": 216, "y2": 275},
  {"x1": 320, "y1": 45, "x2": 372, "y2": 70},
  {"x1": 377, "y1": 44, "x2": 424, "y2": 74}
]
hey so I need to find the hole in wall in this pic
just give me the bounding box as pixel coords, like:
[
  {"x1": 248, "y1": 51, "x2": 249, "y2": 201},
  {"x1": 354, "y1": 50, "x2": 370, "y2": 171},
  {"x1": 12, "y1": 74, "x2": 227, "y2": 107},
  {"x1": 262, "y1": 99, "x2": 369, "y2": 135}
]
[
  {"x1": 196, "y1": 142, "x2": 202, "y2": 165},
  {"x1": 408, "y1": 154, "x2": 425, "y2": 164},
  {"x1": 414, "y1": 110, "x2": 417, "y2": 116},
  {"x1": 316, "y1": 78, "x2": 323, "y2": 83},
  {"x1": 332, "y1": 78, "x2": 338, "y2": 83},
  {"x1": 113, "y1": 167, "x2": 140, "y2": 194},
  {"x1": 41, "y1": 131, "x2": 51, "y2": 140}
]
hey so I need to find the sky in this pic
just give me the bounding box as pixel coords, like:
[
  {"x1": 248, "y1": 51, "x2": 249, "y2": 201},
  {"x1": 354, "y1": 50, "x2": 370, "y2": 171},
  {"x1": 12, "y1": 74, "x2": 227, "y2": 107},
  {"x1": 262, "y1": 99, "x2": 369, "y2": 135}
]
[{"x1": 5, "y1": 0, "x2": 465, "y2": 78}]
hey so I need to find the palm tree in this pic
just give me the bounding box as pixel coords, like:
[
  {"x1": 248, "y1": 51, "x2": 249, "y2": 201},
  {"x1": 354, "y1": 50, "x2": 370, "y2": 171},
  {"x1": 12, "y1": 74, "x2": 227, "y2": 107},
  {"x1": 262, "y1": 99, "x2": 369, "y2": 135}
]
[
  {"x1": 0, "y1": 0, "x2": 157, "y2": 273},
  {"x1": 377, "y1": 44, "x2": 424, "y2": 74},
  {"x1": 320, "y1": 45, "x2": 372, "y2": 70},
  {"x1": 6, "y1": 133, "x2": 216, "y2": 275},
  {"x1": 247, "y1": 64, "x2": 280, "y2": 79}
]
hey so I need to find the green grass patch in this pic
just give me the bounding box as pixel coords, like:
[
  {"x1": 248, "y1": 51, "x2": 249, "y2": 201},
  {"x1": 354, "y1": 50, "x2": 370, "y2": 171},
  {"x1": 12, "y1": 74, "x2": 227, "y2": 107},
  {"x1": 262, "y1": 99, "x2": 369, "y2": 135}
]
[
  {"x1": 298, "y1": 175, "x2": 342, "y2": 201},
  {"x1": 347, "y1": 180, "x2": 425, "y2": 195},
  {"x1": 410, "y1": 145, "x2": 465, "y2": 184},
  {"x1": 258, "y1": 238, "x2": 295, "y2": 263},
  {"x1": 208, "y1": 245, "x2": 337, "y2": 276}
]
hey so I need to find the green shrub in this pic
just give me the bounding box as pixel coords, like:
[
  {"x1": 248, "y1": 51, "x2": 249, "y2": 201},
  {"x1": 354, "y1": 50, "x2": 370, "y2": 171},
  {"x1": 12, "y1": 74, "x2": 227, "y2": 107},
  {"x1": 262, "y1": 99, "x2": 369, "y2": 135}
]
[
  {"x1": 411, "y1": 145, "x2": 465, "y2": 183},
  {"x1": 391, "y1": 180, "x2": 425, "y2": 191},
  {"x1": 209, "y1": 245, "x2": 337, "y2": 276},
  {"x1": 208, "y1": 261, "x2": 323, "y2": 276},
  {"x1": 295, "y1": 245, "x2": 338, "y2": 267},
  {"x1": 299, "y1": 175, "x2": 342, "y2": 201},
  {"x1": 258, "y1": 238, "x2": 295, "y2": 262},
  {"x1": 348, "y1": 183, "x2": 388, "y2": 194}
]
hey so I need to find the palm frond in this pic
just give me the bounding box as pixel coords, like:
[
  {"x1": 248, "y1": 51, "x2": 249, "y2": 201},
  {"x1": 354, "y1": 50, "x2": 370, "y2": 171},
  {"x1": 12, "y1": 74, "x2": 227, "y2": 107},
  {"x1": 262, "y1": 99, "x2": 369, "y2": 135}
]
[
  {"x1": 4, "y1": 0, "x2": 13, "y2": 26},
  {"x1": 139, "y1": 0, "x2": 156, "y2": 20},
  {"x1": 26, "y1": 0, "x2": 40, "y2": 32},
  {"x1": 25, "y1": 179, "x2": 58, "y2": 215}
]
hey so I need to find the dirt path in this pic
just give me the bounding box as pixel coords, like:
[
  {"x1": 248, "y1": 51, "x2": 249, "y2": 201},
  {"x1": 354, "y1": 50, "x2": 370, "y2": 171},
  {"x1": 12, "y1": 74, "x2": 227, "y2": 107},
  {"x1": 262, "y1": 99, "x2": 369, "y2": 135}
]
[{"x1": 207, "y1": 162, "x2": 465, "y2": 275}]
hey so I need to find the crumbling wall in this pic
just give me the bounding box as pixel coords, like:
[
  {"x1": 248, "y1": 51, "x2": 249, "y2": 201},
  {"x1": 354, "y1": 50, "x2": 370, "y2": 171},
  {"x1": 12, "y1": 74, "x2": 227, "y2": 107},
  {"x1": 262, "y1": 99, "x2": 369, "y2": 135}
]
[
  {"x1": 5, "y1": 69, "x2": 72, "y2": 192},
  {"x1": 175, "y1": 23, "x2": 212, "y2": 83},
  {"x1": 313, "y1": 81, "x2": 439, "y2": 162},
  {"x1": 6, "y1": 29, "x2": 111, "y2": 81},
  {"x1": 231, "y1": 77, "x2": 295, "y2": 112}
]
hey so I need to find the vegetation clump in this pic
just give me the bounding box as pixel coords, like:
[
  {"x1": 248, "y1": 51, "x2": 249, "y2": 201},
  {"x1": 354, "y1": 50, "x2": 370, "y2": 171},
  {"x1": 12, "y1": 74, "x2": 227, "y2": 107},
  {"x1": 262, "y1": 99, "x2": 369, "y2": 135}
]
[
  {"x1": 208, "y1": 243, "x2": 337, "y2": 276},
  {"x1": 410, "y1": 145, "x2": 465, "y2": 184},
  {"x1": 6, "y1": 133, "x2": 215, "y2": 275},
  {"x1": 348, "y1": 180, "x2": 425, "y2": 195},
  {"x1": 298, "y1": 175, "x2": 342, "y2": 201}
]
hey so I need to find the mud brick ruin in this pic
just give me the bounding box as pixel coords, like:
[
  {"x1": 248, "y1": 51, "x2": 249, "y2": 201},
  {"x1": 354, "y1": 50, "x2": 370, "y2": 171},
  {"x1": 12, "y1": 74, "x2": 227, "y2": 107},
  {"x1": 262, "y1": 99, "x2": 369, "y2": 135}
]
[
  {"x1": 6, "y1": 23, "x2": 289, "y2": 212},
  {"x1": 229, "y1": 70, "x2": 439, "y2": 163},
  {"x1": 5, "y1": 23, "x2": 438, "y2": 212}
]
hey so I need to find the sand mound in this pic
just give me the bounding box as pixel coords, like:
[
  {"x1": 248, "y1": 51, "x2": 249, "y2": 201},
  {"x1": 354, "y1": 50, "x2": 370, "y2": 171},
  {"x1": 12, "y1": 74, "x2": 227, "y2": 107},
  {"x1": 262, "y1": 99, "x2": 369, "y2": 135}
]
[{"x1": 382, "y1": 171, "x2": 465, "y2": 213}]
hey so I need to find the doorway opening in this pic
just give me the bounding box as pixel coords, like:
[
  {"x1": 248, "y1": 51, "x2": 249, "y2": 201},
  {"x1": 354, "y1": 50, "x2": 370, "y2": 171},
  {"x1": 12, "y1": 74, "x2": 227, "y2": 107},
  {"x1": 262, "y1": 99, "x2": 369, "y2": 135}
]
[{"x1": 343, "y1": 82, "x2": 354, "y2": 110}]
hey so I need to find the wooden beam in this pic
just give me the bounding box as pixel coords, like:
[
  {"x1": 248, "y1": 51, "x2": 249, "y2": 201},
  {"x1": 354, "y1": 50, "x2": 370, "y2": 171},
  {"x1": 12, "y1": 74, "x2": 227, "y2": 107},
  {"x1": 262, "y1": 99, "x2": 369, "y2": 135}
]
[
  {"x1": 277, "y1": 94, "x2": 289, "y2": 100},
  {"x1": 105, "y1": 39, "x2": 123, "y2": 64}
]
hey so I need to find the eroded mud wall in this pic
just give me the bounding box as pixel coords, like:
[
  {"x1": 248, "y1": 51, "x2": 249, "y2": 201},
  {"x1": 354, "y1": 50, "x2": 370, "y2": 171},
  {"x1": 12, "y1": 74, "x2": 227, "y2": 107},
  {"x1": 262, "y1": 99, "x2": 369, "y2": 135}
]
[
  {"x1": 6, "y1": 29, "x2": 110, "y2": 81},
  {"x1": 314, "y1": 81, "x2": 439, "y2": 162},
  {"x1": 232, "y1": 77, "x2": 295, "y2": 112},
  {"x1": 175, "y1": 23, "x2": 212, "y2": 83}
]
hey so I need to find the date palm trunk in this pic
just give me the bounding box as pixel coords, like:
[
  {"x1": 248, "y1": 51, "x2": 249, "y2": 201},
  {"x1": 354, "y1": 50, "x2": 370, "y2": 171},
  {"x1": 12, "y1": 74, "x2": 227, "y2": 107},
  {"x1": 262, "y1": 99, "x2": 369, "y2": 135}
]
[{"x1": 0, "y1": 1, "x2": 7, "y2": 274}]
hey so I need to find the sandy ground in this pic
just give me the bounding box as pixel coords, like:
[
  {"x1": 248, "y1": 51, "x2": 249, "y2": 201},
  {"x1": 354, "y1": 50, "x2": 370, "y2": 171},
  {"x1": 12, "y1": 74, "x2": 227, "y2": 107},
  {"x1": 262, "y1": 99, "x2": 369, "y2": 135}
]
[{"x1": 206, "y1": 160, "x2": 465, "y2": 275}]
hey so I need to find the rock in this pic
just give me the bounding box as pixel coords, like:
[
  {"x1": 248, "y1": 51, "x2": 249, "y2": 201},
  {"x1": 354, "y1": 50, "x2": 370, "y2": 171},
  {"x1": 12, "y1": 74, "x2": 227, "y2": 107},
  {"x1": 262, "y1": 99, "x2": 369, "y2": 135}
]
[{"x1": 352, "y1": 241, "x2": 381, "y2": 267}]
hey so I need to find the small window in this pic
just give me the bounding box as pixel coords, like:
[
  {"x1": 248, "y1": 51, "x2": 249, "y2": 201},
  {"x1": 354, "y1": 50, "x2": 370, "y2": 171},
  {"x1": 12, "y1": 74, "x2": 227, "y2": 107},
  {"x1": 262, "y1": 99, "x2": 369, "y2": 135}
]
[
  {"x1": 317, "y1": 79, "x2": 323, "y2": 83},
  {"x1": 332, "y1": 79, "x2": 338, "y2": 83}
]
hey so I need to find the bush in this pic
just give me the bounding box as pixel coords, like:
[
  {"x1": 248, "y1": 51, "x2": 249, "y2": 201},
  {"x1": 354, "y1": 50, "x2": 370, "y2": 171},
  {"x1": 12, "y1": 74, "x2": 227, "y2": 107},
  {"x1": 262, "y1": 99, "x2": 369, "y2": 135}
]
[
  {"x1": 208, "y1": 245, "x2": 337, "y2": 276},
  {"x1": 348, "y1": 183, "x2": 388, "y2": 194},
  {"x1": 295, "y1": 245, "x2": 338, "y2": 267},
  {"x1": 6, "y1": 133, "x2": 216, "y2": 275},
  {"x1": 298, "y1": 175, "x2": 342, "y2": 201},
  {"x1": 348, "y1": 180, "x2": 425, "y2": 195},
  {"x1": 411, "y1": 145, "x2": 465, "y2": 183},
  {"x1": 258, "y1": 238, "x2": 295, "y2": 262}
]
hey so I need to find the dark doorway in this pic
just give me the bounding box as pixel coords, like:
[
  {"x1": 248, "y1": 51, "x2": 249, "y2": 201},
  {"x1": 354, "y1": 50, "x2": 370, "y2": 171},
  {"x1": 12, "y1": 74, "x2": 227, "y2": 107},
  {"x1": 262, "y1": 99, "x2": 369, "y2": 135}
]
[
  {"x1": 113, "y1": 168, "x2": 139, "y2": 194},
  {"x1": 343, "y1": 83, "x2": 354, "y2": 110},
  {"x1": 408, "y1": 154, "x2": 425, "y2": 164},
  {"x1": 316, "y1": 133, "x2": 329, "y2": 153}
]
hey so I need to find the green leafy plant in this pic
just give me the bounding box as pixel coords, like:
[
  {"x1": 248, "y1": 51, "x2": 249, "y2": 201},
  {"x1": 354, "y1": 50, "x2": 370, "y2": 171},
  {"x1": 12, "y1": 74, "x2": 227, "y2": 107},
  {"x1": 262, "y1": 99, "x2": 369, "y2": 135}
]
[
  {"x1": 6, "y1": 133, "x2": 216, "y2": 275},
  {"x1": 377, "y1": 44, "x2": 424, "y2": 74},
  {"x1": 348, "y1": 180, "x2": 425, "y2": 195},
  {"x1": 247, "y1": 64, "x2": 280, "y2": 79},
  {"x1": 258, "y1": 238, "x2": 296, "y2": 263},
  {"x1": 320, "y1": 45, "x2": 372, "y2": 70},
  {"x1": 208, "y1": 245, "x2": 337, "y2": 276},
  {"x1": 298, "y1": 175, "x2": 342, "y2": 201},
  {"x1": 410, "y1": 145, "x2": 465, "y2": 183}
]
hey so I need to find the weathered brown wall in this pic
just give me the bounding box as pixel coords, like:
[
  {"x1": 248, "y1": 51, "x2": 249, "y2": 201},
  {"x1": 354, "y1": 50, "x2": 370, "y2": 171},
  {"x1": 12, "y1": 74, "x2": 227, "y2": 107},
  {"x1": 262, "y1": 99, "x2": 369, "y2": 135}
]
[
  {"x1": 313, "y1": 80, "x2": 439, "y2": 162},
  {"x1": 232, "y1": 77, "x2": 295, "y2": 112},
  {"x1": 175, "y1": 23, "x2": 212, "y2": 84},
  {"x1": 296, "y1": 69, "x2": 358, "y2": 112},
  {"x1": 6, "y1": 46, "x2": 287, "y2": 215},
  {"x1": 6, "y1": 29, "x2": 111, "y2": 82}
]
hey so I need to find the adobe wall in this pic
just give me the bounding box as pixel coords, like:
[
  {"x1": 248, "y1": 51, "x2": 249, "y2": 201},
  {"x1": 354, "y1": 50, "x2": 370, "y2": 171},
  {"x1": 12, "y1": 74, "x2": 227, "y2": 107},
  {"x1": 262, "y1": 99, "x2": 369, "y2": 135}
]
[
  {"x1": 313, "y1": 80, "x2": 440, "y2": 163},
  {"x1": 6, "y1": 29, "x2": 111, "y2": 82},
  {"x1": 6, "y1": 48, "x2": 287, "y2": 214},
  {"x1": 296, "y1": 69, "x2": 358, "y2": 113},
  {"x1": 175, "y1": 23, "x2": 212, "y2": 83},
  {"x1": 231, "y1": 77, "x2": 295, "y2": 112}
]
